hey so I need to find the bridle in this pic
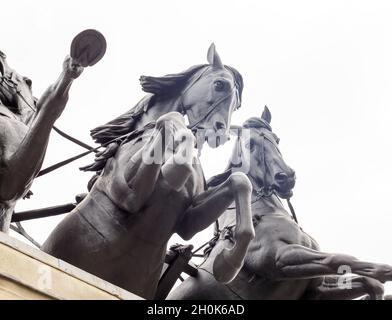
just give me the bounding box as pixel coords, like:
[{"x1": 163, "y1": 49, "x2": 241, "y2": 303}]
[
  {"x1": 191, "y1": 125, "x2": 299, "y2": 261},
  {"x1": 243, "y1": 126, "x2": 299, "y2": 223},
  {"x1": 179, "y1": 65, "x2": 240, "y2": 131},
  {"x1": 1, "y1": 64, "x2": 242, "y2": 178},
  {"x1": 251, "y1": 127, "x2": 283, "y2": 198},
  {"x1": 253, "y1": 128, "x2": 298, "y2": 223}
]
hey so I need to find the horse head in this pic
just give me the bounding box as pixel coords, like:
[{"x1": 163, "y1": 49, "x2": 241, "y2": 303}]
[
  {"x1": 229, "y1": 106, "x2": 296, "y2": 199},
  {"x1": 0, "y1": 52, "x2": 35, "y2": 120},
  {"x1": 180, "y1": 43, "x2": 243, "y2": 150},
  {"x1": 89, "y1": 43, "x2": 243, "y2": 168}
]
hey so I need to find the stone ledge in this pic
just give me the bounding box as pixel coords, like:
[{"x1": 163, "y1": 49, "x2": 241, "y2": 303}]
[{"x1": 0, "y1": 232, "x2": 142, "y2": 300}]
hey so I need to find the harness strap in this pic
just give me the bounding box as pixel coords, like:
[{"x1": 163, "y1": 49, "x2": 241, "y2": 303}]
[
  {"x1": 179, "y1": 66, "x2": 239, "y2": 131},
  {"x1": 52, "y1": 126, "x2": 95, "y2": 151},
  {"x1": 185, "y1": 87, "x2": 236, "y2": 131},
  {"x1": 287, "y1": 198, "x2": 299, "y2": 224},
  {"x1": 37, "y1": 131, "x2": 133, "y2": 177}
]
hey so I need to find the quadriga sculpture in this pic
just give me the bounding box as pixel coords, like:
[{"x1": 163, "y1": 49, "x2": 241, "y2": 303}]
[
  {"x1": 169, "y1": 107, "x2": 390, "y2": 300},
  {"x1": 42, "y1": 45, "x2": 256, "y2": 299}
]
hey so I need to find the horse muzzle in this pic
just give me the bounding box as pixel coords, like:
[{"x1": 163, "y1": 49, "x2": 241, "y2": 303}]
[{"x1": 272, "y1": 172, "x2": 296, "y2": 199}]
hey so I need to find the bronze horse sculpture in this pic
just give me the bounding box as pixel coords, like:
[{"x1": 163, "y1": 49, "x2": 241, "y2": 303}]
[
  {"x1": 42, "y1": 44, "x2": 257, "y2": 299},
  {"x1": 0, "y1": 29, "x2": 106, "y2": 233},
  {"x1": 168, "y1": 107, "x2": 391, "y2": 300}
]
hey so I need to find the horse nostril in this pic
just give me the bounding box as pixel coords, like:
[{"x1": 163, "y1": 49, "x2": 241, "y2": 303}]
[
  {"x1": 214, "y1": 121, "x2": 226, "y2": 131},
  {"x1": 275, "y1": 172, "x2": 288, "y2": 183}
]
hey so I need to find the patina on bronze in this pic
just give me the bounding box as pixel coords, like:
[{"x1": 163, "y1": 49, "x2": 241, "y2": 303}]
[
  {"x1": 41, "y1": 44, "x2": 256, "y2": 299},
  {"x1": 0, "y1": 30, "x2": 105, "y2": 233},
  {"x1": 168, "y1": 107, "x2": 391, "y2": 300}
]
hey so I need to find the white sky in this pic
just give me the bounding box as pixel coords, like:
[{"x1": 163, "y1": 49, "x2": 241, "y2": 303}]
[{"x1": 3, "y1": 0, "x2": 392, "y2": 295}]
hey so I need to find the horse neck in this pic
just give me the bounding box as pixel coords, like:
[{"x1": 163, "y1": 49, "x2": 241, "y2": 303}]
[
  {"x1": 218, "y1": 187, "x2": 287, "y2": 229},
  {"x1": 134, "y1": 95, "x2": 183, "y2": 130}
]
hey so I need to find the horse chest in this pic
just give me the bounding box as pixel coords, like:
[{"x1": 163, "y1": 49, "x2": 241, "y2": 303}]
[
  {"x1": 111, "y1": 165, "x2": 201, "y2": 249},
  {"x1": 254, "y1": 214, "x2": 302, "y2": 242},
  {"x1": 143, "y1": 166, "x2": 204, "y2": 230},
  {"x1": 158, "y1": 161, "x2": 204, "y2": 199}
]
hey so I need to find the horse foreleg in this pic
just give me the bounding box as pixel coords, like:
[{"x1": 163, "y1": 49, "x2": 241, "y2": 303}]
[
  {"x1": 273, "y1": 244, "x2": 392, "y2": 283},
  {"x1": 161, "y1": 129, "x2": 195, "y2": 191},
  {"x1": 305, "y1": 276, "x2": 384, "y2": 300},
  {"x1": 123, "y1": 129, "x2": 167, "y2": 212},
  {"x1": 177, "y1": 172, "x2": 255, "y2": 283},
  {"x1": 123, "y1": 112, "x2": 188, "y2": 211}
]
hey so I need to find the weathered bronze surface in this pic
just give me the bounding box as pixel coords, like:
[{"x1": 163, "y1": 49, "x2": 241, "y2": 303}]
[
  {"x1": 0, "y1": 30, "x2": 106, "y2": 233},
  {"x1": 168, "y1": 107, "x2": 390, "y2": 300},
  {"x1": 42, "y1": 45, "x2": 255, "y2": 299}
]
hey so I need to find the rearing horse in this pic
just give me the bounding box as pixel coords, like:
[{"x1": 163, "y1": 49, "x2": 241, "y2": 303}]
[
  {"x1": 169, "y1": 107, "x2": 392, "y2": 300},
  {"x1": 42, "y1": 45, "x2": 256, "y2": 299}
]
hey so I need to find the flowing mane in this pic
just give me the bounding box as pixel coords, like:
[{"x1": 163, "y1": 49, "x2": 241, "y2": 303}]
[{"x1": 90, "y1": 64, "x2": 243, "y2": 145}]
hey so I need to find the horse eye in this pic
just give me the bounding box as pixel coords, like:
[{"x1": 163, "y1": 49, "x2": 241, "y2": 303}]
[
  {"x1": 214, "y1": 80, "x2": 226, "y2": 91},
  {"x1": 24, "y1": 77, "x2": 32, "y2": 88},
  {"x1": 276, "y1": 138, "x2": 280, "y2": 144}
]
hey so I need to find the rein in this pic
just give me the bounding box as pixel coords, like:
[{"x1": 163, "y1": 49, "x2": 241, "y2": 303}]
[
  {"x1": 0, "y1": 73, "x2": 128, "y2": 176},
  {"x1": 1, "y1": 73, "x2": 95, "y2": 150},
  {"x1": 179, "y1": 66, "x2": 240, "y2": 131},
  {"x1": 192, "y1": 128, "x2": 299, "y2": 260},
  {"x1": 1, "y1": 65, "x2": 240, "y2": 178},
  {"x1": 192, "y1": 193, "x2": 299, "y2": 299},
  {"x1": 191, "y1": 193, "x2": 299, "y2": 260}
]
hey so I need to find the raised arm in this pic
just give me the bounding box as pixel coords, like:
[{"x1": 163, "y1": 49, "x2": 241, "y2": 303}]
[{"x1": 0, "y1": 56, "x2": 83, "y2": 201}]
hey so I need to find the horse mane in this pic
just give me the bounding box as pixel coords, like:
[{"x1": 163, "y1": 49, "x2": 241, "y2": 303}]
[
  {"x1": 243, "y1": 117, "x2": 272, "y2": 132},
  {"x1": 90, "y1": 64, "x2": 243, "y2": 145},
  {"x1": 80, "y1": 121, "x2": 156, "y2": 173},
  {"x1": 204, "y1": 118, "x2": 277, "y2": 257},
  {"x1": 90, "y1": 64, "x2": 207, "y2": 145},
  {"x1": 83, "y1": 63, "x2": 244, "y2": 189}
]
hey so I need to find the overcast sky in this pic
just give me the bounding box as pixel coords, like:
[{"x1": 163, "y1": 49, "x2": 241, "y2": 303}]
[{"x1": 3, "y1": 0, "x2": 392, "y2": 295}]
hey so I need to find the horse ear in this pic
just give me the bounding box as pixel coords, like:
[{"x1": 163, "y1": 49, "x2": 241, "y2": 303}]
[
  {"x1": 261, "y1": 105, "x2": 272, "y2": 124},
  {"x1": 207, "y1": 43, "x2": 224, "y2": 69}
]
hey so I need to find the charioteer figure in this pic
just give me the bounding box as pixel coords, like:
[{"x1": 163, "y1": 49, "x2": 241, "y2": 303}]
[{"x1": 0, "y1": 30, "x2": 106, "y2": 233}]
